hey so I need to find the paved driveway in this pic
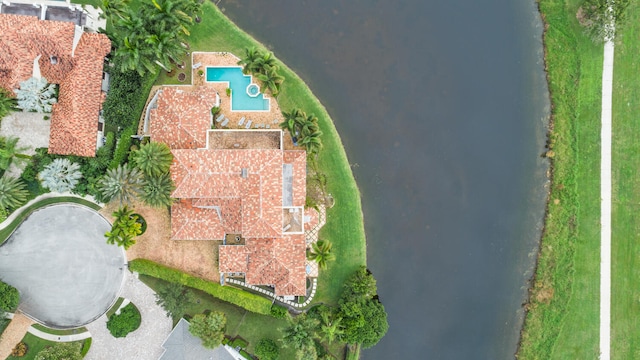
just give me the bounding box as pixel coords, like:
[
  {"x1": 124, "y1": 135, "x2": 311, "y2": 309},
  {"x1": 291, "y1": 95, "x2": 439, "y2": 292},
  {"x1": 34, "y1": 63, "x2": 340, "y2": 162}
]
[
  {"x1": 85, "y1": 274, "x2": 172, "y2": 360},
  {"x1": 0, "y1": 204, "x2": 125, "y2": 328}
]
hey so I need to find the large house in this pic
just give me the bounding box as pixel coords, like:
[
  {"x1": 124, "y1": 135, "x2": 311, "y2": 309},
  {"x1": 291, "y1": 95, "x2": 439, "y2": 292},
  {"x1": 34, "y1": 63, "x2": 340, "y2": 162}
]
[
  {"x1": 149, "y1": 86, "x2": 308, "y2": 296},
  {"x1": 0, "y1": 11, "x2": 110, "y2": 157}
]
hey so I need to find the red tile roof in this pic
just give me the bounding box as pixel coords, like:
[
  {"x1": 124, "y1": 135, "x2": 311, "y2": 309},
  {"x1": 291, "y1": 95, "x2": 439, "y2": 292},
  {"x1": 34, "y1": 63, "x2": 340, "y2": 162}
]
[
  {"x1": 150, "y1": 87, "x2": 217, "y2": 149},
  {"x1": 151, "y1": 85, "x2": 308, "y2": 295},
  {"x1": 0, "y1": 14, "x2": 111, "y2": 157},
  {"x1": 219, "y1": 234, "x2": 307, "y2": 296}
]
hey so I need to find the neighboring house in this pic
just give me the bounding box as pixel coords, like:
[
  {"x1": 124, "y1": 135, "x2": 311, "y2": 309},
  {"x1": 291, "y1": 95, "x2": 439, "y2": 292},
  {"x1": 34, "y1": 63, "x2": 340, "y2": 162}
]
[
  {"x1": 159, "y1": 318, "x2": 239, "y2": 360},
  {"x1": 0, "y1": 12, "x2": 110, "y2": 157},
  {"x1": 150, "y1": 86, "x2": 308, "y2": 296}
]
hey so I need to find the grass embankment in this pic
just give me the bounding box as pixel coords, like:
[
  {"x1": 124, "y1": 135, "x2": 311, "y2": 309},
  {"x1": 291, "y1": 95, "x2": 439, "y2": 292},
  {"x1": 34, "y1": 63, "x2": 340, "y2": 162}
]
[
  {"x1": 5, "y1": 333, "x2": 87, "y2": 360},
  {"x1": 0, "y1": 196, "x2": 101, "y2": 245},
  {"x1": 611, "y1": 2, "x2": 640, "y2": 358},
  {"x1": 177, "y1": 3, "x2": 367, "y2": 305},
  {"x1": 517, "y1": 0, "x2": 602, "y2": 358}
]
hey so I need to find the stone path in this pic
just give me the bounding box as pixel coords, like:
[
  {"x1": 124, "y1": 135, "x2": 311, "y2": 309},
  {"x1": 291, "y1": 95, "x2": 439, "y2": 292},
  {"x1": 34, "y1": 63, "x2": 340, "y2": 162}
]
[
  {"x1": 85, "y1": 273, "x2": 172, "y2": 360},
  {"x1": 0, "y1": 313, "x2": 34, "y2": 359},
  {"x1": 600, "y1": 30, "x2": 614, "y2": 360}
]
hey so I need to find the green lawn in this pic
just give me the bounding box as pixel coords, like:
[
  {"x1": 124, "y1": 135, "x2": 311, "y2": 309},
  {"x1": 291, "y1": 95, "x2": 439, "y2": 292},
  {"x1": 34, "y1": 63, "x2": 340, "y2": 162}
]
[
  {"x1": 516, "y1": 0, "x2": 602, "y2": 358},
  {"x1": 5, "y1": 333, "x2": 86, "y2": 360},
  {"x1": 30, "y1": 324, "x2": 87, "y2": 336},
  {"x1": 611, "y1": 2, "x2": 640, "y2": 358}
]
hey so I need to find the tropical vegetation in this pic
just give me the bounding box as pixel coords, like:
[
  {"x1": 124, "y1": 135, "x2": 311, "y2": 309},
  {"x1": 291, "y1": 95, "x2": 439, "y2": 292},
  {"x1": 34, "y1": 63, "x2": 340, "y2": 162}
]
[
  {"x1": 98, "y1": 164, "x2": 143, "y2": 205},
  {"x1": 578, "y1": 0, "x2": 630, "y2": 41},
  {"x1": 106, "y1": 303, "x2": 141, "y2": 338},
  {"x1": 279, "y1": 108, "x2": 323, "y2": 155},
  {"x1": 281, "y1": 314, "x2": 319, "y2": 360},
  {"x1": 255, "y1": 338, "x2": 280, "y2": 360},
  {"x1": 0, "y1": 176, "x2": 29, "y2": 210},
  {"x1": 237, "y1": 47, "x2": 284, "y2": 96},
  {"x1": 105, "y1": 205, "x2": 142, "y2": 249},
  {"x1": 38, "y1": 158, "x2": 82, "y2": 193},
  {"x1": 0, "y1": 136, "x2": 30, "y2": 171},
  {"x1": 307, "y1": 240, "x2": 335, "y2": 270},
  {"x1": 132, "y1": 141, "x2": 173, "y2": 177},
  {"x1": 14, "y1": 77, "x2": 57, "y2": 113},
  {"x1": 189, "y1": 311, "x2": 227, "y2": 348},
  {"x1": 0, "y1": 89, "x2": 16, "y2": 120}
]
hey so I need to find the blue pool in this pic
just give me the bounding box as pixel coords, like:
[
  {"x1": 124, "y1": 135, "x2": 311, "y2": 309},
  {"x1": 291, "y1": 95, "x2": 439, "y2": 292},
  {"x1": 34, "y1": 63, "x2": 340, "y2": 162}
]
[{"x1": 206, "y1": 67, "x2": 270, "y2": 111}]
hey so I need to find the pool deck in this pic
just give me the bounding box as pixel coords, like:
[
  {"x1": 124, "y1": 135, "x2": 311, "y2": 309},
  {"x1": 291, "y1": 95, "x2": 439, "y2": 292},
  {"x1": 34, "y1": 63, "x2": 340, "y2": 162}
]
[{"x1": 191, "y1": 52, "x2": 283, "y2": 129}]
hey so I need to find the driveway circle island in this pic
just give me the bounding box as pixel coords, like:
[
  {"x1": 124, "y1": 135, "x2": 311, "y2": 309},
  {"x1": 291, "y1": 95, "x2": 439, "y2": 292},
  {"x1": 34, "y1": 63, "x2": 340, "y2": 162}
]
[{"x1": 0, "y1": 204, "x2": 125, "y2": 328}]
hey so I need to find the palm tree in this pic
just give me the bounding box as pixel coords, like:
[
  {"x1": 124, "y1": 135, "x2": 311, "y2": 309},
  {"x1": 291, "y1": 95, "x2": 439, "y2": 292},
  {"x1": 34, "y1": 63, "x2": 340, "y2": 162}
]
[
  {"x1": 0, "y1": 176, "x2": 28, "y2": 210},
  {"x1": 141, "y1": 173, "x2": 175, "y2": 208},
  {"x1": 145, "y1": 0, "x2": 194, "y2": 36},
  {"x1": 279, "y1": 108, "x2": 305, "y2": 138},
  {"x1": 299, "y1": 130, "x2": 323, "y2": 156},
  {"x1": 256, "y1": 65, "x2": 284, "y2": 97},
  {"x1": 281, "y1": 314, "x2": 319, "y2": 352},
  {"x1": 0, "y1": 137, "x2": 30, "y2": 171},
  {"x1": 319, "y1": 312, "x2": 343, "y2": 344},
  {"x1": 237, "y1": 47, "x2": 261, "y2": 74},
  {"x1": 145, "y1": 31, "x2": 187, "y2": 71},
  {"x1": 99, "y1": 0, "x2": 130, "y2": 20},
  {"x1": 253, "y1": 51, "x2": 277, "y2": 74},
  {"x1": 105, "y1": 205, "x2": 141, "y2": 249},
  {"x1": 297, "y1": 114, "x2": 320, "y2": 138},
  {"x1": 38, "y1": 158, "x2": 82, "y2": 193},
  {"x1": 0, "y1": 89, "x2": 16, "y2": 120},
  {"x1": 307, "y1": 239, "x2": 335, "y2": 269},
  {"x1": 132, "y1": 141, "x2": 174, "y2": 177},
  {"x1": 98, "y1": 164, "x2": 143, "y2": 205}
]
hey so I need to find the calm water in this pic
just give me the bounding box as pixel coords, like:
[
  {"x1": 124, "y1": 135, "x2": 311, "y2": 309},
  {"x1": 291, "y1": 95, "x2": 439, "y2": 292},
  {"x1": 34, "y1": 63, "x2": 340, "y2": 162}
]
[
  {"x1": 220, "y1": 0, "x2": 550, "y2": 358},
  {"x1": 206, "y1": 66, "x2": 270, "y2": 111}
]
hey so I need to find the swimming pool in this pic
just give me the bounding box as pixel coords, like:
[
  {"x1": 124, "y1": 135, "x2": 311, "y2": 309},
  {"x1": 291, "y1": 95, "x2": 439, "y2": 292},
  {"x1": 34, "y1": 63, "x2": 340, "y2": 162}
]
[{"x1": 206, "y1": 67, "x2": 270, "y2": 111}]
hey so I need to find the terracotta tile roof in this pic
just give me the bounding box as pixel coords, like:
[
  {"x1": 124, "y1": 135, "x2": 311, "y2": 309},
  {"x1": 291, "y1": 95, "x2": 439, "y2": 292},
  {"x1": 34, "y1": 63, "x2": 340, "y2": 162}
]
[
  {"x1": 0, "y1": 14, "x2": 111, "y2": 157},
  {"x1": 170, "y1": 148, "x2": 283, "y2": 239},
  {"x1": 150, "y1": 87, "x2": 217, "y2": 149},
  {"x1": 220, "y1": 234, "x2": 306, "y2": 296}
]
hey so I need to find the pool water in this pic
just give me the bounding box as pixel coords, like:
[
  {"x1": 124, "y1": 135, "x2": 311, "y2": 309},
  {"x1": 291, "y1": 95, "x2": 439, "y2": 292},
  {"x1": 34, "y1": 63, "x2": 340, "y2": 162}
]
[{"x1": 206, "y1": 67, "x2": 270, "y2": 111}]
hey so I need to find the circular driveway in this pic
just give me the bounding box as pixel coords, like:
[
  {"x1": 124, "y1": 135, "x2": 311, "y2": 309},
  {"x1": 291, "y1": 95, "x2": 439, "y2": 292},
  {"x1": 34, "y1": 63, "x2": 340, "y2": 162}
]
[{"x1": 0, "y1": 204, "x2": 125, "y2": 328}]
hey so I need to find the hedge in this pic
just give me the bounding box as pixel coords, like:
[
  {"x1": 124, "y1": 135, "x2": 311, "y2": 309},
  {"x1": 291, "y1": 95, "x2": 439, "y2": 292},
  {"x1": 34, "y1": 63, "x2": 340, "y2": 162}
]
[
  {"x1": 0, "y1": 280, "x2": 19, "y2": 312},
  {"x1": 128, "y1": 259, "x2": 273, "y2": 315},
  {"x1": 109, "y1": 127, "x2": 135, "y2": 169}
]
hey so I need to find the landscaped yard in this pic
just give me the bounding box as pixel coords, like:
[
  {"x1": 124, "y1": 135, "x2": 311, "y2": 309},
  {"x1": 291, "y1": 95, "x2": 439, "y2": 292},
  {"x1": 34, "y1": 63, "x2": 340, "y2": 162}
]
[{"x1": 5, "y1": 333, "x2": 87, "y2": 360}]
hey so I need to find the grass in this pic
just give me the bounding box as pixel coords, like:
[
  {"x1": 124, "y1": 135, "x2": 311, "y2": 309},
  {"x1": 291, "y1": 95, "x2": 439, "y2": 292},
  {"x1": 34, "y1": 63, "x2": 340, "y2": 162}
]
[
  {"x1": 31, "y1": 324, "x2": 88, "y2": 336},
  {"x1": 610, "y1": 2, "x2": 640, "y2": 358},
  {"x1": 516, "y1": 0, "x2": 603, "y2": 358},
  {"x1": 139, "y1": 275, "x2": 301, "y2": 359},
  {"x1": 183, "y1": 1, "x2": 367, "y2": 306},
  {"x1": 5, "y1": 333, "x2": 86, "y2": 360},
  {"x1": 0, "y1": 196, "x2": 101, "y2": 245},
  {"x1": 105, "y1": 297, "x2": 125, "y2": 318}
]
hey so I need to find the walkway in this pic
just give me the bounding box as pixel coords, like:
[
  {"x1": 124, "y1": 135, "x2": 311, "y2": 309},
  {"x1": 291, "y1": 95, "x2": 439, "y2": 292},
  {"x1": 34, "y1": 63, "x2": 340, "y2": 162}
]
[
  {"x1": 600, "y1": 32, "x2": 614, "y2": 360},
  {"x1": 26, "y1": 326, "x2": 91, "y2": 342},
  {"x1": 0, "y1": 313, "x2": 34, "y2": 359},
  {"x1": 85, "y1": 273, "x2": 172, "y2": 360}
]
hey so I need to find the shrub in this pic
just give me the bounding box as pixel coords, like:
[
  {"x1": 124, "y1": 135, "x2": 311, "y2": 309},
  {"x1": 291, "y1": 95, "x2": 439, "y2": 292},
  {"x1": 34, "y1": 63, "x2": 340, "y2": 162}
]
[
  {"x1": 11, "y1": 341, "x2": 27, "y2": 357},
  {"x1": 109, "y1": 127, "x2": 135, "y2": 169},
  {"x1": 230, "y1": 337, "x2": 248, "y2": 349},
  {"x1": 270, "y1": 305, "x2": 288, "y2": 319},
  {"x1": 129, "y1": 259, "x2": 273, "y2": 315},
  {"x1": 80, "y1": 338, "x2": 92, "y2": 356},
  {"x1": 34, "y1": 342, "x2": 81, "y2": 360},
  {"x1": 38, "y1": 158, "x2": 83, "y2": 193},
  {"x1": 0, "y1": 280, "x2": 19, "y2": 312},
  {"x1": 132, "y1": 213, "x2": 147, "y2": 234},
  {"x1": 189, "y1": 311, "x2": 227, "y2": 349},
  {"x1": 15, "y1": 77, "x2": 57, "y2": 113},
  {"x1": 226, "y1": 88, "x2": 231, "y2": 96},
  {"x1": 102, "y1": 69, "x2": 156, "y2": 130},
  {"x1": 239, "y1": 349, "x2": 252, "y2": 359},
  {"x1": 106, "y1": 303, "x2": 141, "y2": 338},
  {"x1": 255, "y1": 338, "x2": 279, "y2": 360},
  {"x1": 210, "y1": 106, "x2": 220, "y2": 116}
]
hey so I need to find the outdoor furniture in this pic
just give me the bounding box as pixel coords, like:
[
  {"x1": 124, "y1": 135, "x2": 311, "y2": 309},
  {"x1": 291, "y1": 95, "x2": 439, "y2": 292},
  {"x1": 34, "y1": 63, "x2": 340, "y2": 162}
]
[
  {"x1": 192, "y1": 62, "x2": 202, "y2": 69},
  {"x1": 216, "y1": 114, "x2": 225, "y2": 122},
  {"x1": 266, "y1": 124, "x2": 271, "y2": 129},
  {"x1": 221, "y1": 118, "x2": 229, "y2": 126},
  {"x1": 238, "y1": 117, "x2": 245, "y2": 126},
  {"x1": 245, "y1": 120, "x2": 252, "y2": 129}
]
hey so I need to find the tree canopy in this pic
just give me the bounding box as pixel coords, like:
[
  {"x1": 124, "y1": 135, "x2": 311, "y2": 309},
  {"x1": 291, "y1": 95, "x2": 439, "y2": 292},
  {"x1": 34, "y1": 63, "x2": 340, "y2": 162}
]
[
  {"x1": 578, "y1": 0, "x2": 630, "y2": 41},
  {"x1": 189, "y1": 311, "x2": 227, "y2": 349}
]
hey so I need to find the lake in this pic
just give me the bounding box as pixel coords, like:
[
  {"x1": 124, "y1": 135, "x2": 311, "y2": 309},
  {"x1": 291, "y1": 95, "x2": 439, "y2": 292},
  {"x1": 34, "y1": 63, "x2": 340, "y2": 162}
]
[{"x1": 220, "y1": 0, "x2": 550, "y2": 358}]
